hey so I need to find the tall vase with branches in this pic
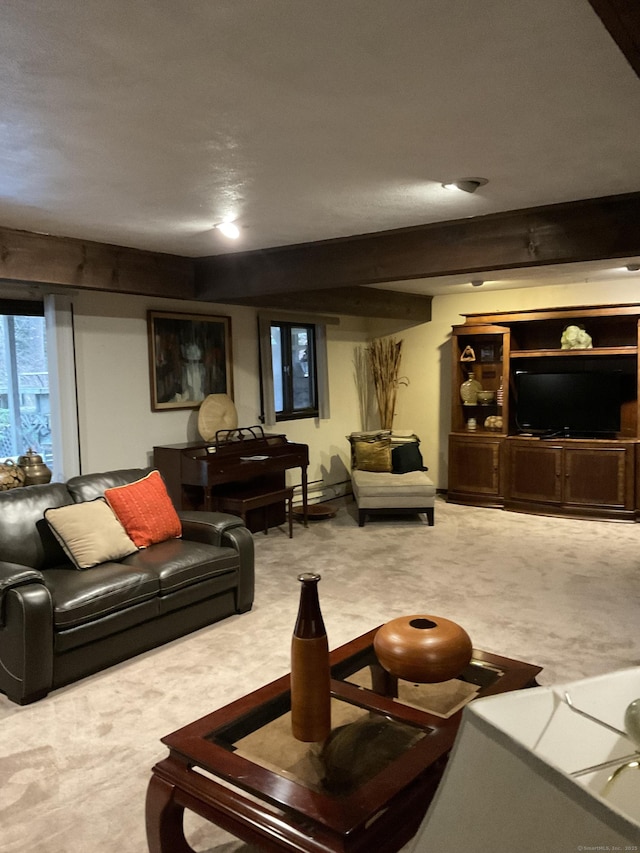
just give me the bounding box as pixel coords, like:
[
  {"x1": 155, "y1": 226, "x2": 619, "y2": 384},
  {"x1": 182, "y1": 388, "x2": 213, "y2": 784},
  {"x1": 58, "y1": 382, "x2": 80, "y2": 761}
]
[{"x1": 367, "y1": 337, "x2": 408, "y2": 430}]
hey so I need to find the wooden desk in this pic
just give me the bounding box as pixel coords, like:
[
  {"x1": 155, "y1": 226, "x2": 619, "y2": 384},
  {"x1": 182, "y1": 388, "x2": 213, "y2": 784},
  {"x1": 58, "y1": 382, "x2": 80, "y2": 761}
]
[{"x1": 154, "y1": 431, "x2": 308, "y2": 533}]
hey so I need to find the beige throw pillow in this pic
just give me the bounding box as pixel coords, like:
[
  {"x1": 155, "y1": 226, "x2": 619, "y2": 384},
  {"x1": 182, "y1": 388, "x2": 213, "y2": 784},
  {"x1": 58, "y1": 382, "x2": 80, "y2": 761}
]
[
  {"x1": 353, "y1": 439, "x2": 392, "y2": 472},
  {"x1": 45, "y1": 498, "x2": 138, "y2": 570}
]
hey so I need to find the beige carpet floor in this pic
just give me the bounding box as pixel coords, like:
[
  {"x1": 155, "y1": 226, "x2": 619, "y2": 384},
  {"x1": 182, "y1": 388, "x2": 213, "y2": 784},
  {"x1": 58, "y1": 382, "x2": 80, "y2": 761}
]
[{"x1": 1, "y1": 495, "x2": 639, "y2": 852}]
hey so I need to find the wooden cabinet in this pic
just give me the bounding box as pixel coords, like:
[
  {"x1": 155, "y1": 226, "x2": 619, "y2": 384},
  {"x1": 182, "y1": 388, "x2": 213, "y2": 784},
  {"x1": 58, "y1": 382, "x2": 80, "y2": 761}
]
[
  {"x1": 507, "y1": 440, "x2": 562, "y2": 504},
  {"x1": 448, "y1": 435, "x2": 504, "y2": 507},
  {"x1": 506, "y1": 438, "x2": 635, "y2": 520},
  {"x1": 448, "y1": 303, "x2": 640, "y2": 521}
]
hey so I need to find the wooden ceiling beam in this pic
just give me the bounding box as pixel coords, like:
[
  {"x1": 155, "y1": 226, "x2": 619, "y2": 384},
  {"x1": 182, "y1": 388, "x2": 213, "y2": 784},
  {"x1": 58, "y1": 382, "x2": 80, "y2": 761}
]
[
  {"x1": 0, "y1": 227, "x2": 195, "y2": 298},
  {"x1": 195, "y1": 193, "x2": 640, "y2": 303},
  {"x1": 588, "y1": 0, "x2": 640, "y2": 80},
  {"x1": 225, "y1": 286, "x2": 433, "y2": 322}
]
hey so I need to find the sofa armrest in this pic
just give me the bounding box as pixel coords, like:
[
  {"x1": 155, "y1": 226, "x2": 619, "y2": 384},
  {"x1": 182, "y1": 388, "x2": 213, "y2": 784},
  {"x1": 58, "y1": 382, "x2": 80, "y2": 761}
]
[
  {"x1": 219, "y1": 525, "x2": 255, "y2": 613},
  {"x1": 178, "y1": 511, "x2": 255, "y2": 613},
  {"x1": 0, "y1": 561, "x2": 46, "y2": 626},
  {"x1": 178, "y1": 510, "x2": 245, "y2": 547},
  {"x1": 0, "y1": 561, "x2": 53, "y2": 704}
]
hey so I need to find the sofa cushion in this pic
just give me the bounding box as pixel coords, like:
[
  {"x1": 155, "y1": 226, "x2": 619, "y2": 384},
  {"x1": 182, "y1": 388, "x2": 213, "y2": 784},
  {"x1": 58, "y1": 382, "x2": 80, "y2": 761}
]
[
  {"x1": 392, "y1": 442, "x2": 427, "y2": 474},
  {"x1": 0, "y1": 482, "x2": 73, "y2": 571},
  {"x1": 351, "y1": 469, "x2": 436, "y2": 508},
  {"x1": 123, "y1": 539, "x2": 239, "y2": 595},
  {"x1": 66, "y1": 468, "x2": 153, "y2": 503},
  {"x1": 44, "y1": 499, "x2": 138, "y2": 570},
  {"x1": 353, "y1": 439, "x2": 392, "y2": 472},
  {"x1": 104, "y1": 470, "x2": 182, "y2": 548},
  {"x1": 43, "y1": 563, "x2": 160, "y2": 629}
]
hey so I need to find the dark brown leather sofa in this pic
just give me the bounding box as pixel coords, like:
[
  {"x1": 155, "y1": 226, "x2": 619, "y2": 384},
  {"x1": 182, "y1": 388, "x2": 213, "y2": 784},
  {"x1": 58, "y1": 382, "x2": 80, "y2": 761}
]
[{"x1": 0, "y1": 468, "x2": 254, "y2": 705}]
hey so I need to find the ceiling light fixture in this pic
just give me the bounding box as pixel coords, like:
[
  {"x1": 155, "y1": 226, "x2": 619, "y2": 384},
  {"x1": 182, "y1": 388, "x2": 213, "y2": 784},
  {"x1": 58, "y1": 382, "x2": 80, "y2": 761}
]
[
  {"x1": 471, "y1": 279, "x2": 484, "y2": 287},
  {"x1": 626, "y1": 263, "x2": 640, "y2": 272},
  {"x1": 442, "y1": 177, "x2": 489, "y2": 194},
  {"x1": 214, "y1": 221, "x2": 240, "y2": 240}
]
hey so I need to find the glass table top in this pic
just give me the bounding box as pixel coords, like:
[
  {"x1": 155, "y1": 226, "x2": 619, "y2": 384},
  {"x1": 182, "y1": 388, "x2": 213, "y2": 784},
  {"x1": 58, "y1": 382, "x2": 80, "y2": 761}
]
[
  {"x1": 331, "y1": 644, "x2": 504, "y2": 718},
  {"x1": 208, "y1": 694, "x2": 429, "y2": 797},
  {"x1": 205, "y1": 645, "x2": 504, "y2": 798}
]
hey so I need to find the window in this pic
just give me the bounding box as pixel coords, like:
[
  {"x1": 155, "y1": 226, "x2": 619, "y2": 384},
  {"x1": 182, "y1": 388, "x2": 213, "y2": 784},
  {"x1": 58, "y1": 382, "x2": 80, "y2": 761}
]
[
  {"x1": 258, "y1": 313, "x2": 332, "y2": 426},
  {"x1": 0, "y1": 301, "x2": 53, "y2": 465},
  {"x1": 270, "y1": 321, "x2": 318, "y2": 420}
]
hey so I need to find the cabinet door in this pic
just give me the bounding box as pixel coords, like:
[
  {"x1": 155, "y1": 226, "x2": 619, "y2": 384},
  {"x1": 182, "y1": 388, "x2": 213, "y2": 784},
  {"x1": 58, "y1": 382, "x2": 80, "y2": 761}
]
[
  {"x1": 508, "y1": 442, "x2": 563, "y2": 504},
  {"x1": 564, "y1": 446, "x2": 633, "y2": 508},
  {"x1": 448, "y1": 436, "x2": 503, "y2": 503}
]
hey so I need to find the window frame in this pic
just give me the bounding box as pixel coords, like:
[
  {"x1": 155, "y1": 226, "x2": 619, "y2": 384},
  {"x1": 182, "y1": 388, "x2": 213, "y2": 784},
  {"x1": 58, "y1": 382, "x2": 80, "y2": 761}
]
[
  {"x1": 0, "y1": 292, "x2": 80, "y2": 481},
  {"x1": 258, "y1": 312, "x2": 333, "y2": 427},
  {"x1": 269, "y1": 320, "x2": 318, "y2": 421}
]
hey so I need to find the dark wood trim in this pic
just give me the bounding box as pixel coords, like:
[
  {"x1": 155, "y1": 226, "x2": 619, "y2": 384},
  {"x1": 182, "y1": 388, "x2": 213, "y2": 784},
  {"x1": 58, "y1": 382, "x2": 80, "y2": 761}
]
[
  {"x1": 3, "y1": 192, "x2": 640, "y2": 320},
  {"x1": 225, "y1": 285, "x2": 432, "y2": 321},
  {"x1": 195, "y1": 193, "x2": 640, "y2": 302},
  {"x1": 588, "y1": 0, "x2": 640, "y2": 79},
  {"x1": 0, "y1": 227, "x2": 195, "y2": 299}
]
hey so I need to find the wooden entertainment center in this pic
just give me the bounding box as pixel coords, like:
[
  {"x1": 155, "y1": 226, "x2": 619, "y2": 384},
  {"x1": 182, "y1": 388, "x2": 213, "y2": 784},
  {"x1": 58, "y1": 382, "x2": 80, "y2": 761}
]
[{"x1": 448, "y1": 303, "x2": 640, "y2": 521}]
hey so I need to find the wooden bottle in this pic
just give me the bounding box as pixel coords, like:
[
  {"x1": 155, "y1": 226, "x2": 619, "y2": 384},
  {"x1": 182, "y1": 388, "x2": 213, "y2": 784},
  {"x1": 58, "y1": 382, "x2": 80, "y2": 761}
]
[{"x1": 290, "y1": 572, "x2": 331, "y2": 742}]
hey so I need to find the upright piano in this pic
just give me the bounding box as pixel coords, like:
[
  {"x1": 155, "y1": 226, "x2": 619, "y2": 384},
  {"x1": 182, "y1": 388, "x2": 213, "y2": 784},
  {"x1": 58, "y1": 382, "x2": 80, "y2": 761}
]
[{"x1": 154, "y1": 426, "x2": 309, "y2": 533}]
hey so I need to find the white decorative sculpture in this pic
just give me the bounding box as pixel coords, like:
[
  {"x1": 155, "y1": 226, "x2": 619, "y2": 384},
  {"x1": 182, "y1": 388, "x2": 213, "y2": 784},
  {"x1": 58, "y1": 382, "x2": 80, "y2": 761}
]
[{"x1": 561, "y1": 324, "x2": 593, "y2": 350}]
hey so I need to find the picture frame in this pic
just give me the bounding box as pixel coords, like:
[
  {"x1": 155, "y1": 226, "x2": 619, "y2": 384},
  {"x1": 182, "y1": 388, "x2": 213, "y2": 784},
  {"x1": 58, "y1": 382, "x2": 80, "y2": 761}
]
[
  {"x1": 147, "y1": 311, "x2": 233, "y2": 411},
  {"x1": 479, "y1": 343, "x2": 496, "y2": 363}
]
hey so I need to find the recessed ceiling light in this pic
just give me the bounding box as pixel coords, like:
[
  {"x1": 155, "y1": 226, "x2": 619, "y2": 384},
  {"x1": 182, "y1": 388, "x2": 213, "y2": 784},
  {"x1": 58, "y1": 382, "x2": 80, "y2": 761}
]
[
  {"x1": 442, "y1": 177, "x2": 489, "y2": 194},
  {"x1": 471, "y1": 279, "x2": 484, "y2": 287},
  {"x1": 214, "y1": 221, "x2": 240, "y2": 239},
  {"x1": 626, "y1": 263, "x2": 640, "y2": 271}
]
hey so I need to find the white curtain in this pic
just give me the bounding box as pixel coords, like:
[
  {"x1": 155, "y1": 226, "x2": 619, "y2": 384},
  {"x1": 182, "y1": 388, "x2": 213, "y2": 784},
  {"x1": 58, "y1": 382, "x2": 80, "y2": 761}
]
[{"x1": 44, "y1": 292, "x2": 81, "y2": 480}]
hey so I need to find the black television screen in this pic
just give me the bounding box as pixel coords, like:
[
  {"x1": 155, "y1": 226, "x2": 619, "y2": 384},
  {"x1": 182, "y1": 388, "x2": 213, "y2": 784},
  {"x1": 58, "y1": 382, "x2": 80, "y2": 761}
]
[{"x1": 514, "y1": 371, "x2": 622, "y2": 437}]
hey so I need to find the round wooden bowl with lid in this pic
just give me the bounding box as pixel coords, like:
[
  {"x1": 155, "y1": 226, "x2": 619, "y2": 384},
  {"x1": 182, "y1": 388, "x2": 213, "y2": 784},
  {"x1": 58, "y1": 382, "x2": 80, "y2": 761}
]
[{"x1": 373, "y1": 614, "x2": 472, "y2": 683}]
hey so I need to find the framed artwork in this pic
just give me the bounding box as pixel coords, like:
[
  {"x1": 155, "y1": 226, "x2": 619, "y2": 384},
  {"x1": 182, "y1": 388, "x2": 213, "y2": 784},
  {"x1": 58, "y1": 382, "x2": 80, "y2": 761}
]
[
  {"x1": 147, "y1": 311, "x2": 233, "y2": 411},
  {"x1": 479, "y1": 344, "x2": 496, "y2": 363}
]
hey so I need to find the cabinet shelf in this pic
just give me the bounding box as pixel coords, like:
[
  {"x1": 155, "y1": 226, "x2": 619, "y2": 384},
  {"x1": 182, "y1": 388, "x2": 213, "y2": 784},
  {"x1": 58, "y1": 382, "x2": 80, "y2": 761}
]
[{"x1": 510, "y1": 346, "x2": 637, "y2": 358}]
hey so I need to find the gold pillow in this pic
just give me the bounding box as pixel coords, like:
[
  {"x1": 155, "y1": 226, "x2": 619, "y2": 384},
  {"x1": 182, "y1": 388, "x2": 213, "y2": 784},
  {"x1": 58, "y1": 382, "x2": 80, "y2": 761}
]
[
  {"x1": 45, "y1": 498, "x2": 138, "y2": 570},
  {"x1": 353, "y1": 439, "x2": 392, "y2": 472}
]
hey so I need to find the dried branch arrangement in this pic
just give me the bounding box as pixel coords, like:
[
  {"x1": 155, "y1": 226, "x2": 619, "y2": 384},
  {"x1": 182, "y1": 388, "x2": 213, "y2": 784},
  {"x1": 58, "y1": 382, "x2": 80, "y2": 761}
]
[
  {"x1": 353, "y1": 345, "x2": 373, "y2": 430},
  {"x1": 367, "y1": 336, "x2": 408, "y2": 429}
]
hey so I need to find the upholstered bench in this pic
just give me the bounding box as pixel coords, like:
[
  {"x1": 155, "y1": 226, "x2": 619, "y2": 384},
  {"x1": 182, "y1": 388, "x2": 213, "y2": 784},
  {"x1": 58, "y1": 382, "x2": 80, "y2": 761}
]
[
  {"x1": 351, "y1": 468, "x2": 436, "y2": 527},
  {"x1": 348, "y1": 430, "x2": 435, "y2": 527}
]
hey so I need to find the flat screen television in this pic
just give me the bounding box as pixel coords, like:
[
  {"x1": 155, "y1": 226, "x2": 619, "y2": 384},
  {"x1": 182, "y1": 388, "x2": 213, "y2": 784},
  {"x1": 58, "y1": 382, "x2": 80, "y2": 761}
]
[{"x1": 514, "y1": 371, "x2": 622, "y2": 438}]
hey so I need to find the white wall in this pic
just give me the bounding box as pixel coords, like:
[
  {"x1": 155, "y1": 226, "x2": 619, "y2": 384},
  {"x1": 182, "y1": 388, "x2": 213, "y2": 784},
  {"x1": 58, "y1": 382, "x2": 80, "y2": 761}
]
[
  {"x1": 72, "y1": 290, "x2": 375, "y2": 493},
  {"x1": 58, "y1": 276, "x2": 640, "y2": 493}
]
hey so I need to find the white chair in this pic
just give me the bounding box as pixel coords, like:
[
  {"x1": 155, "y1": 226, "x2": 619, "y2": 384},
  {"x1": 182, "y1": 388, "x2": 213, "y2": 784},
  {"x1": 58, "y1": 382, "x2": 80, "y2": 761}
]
[{"x1": 348, "y1": 431, "x2": 435, "y2": 527}]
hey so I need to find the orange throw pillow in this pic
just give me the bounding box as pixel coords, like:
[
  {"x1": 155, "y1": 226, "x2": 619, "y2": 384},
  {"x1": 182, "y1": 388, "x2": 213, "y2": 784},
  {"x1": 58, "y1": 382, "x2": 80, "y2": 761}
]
[{"x1": 104, "y1": 470, "x2": 182, "y2": 548}]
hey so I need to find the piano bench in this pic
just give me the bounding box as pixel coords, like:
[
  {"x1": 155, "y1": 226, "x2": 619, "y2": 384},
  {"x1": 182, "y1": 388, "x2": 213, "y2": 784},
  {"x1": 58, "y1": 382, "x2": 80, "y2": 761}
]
[{"x1": 218, "y1": 487, "x2": 294, "y2": 538}]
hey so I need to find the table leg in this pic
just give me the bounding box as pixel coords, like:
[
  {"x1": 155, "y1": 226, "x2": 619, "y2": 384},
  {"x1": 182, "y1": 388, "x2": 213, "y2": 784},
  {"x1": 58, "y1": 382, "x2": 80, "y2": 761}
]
[
  {"x1": 301, "y1": 466, "x2": 308, "y2": 526},
  {"x1": 370, "y1": 663, "x2": 399, "y2": 698},
  {"x1": 146, "y1": 773, "x2": 195, "y2": 853}
]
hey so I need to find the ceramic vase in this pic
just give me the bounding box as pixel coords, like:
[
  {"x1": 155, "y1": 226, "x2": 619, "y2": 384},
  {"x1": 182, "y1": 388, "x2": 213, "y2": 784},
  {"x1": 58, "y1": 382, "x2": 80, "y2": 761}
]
[
  {"x1": 290, "y1": 572, "x2": 331, "y2": 742},
  {"x1": 374, "y1": 614, "x2": 472, "y2": 683},
  {"x1": 460, "y1": 372, "x2": 482, "y2": 405}
]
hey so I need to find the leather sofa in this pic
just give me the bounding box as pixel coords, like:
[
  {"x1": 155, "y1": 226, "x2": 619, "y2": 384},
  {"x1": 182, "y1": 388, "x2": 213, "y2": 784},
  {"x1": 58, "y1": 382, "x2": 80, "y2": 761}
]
[{"x1": 0, "y1": 468, "x2": 254, "y2": 705}]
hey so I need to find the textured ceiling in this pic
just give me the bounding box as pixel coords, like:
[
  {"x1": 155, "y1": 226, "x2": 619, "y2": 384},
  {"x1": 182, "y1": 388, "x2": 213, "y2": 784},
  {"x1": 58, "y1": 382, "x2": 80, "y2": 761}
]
[{"x1": 1, "y1": 1, "x2": 640, "y2": 296}]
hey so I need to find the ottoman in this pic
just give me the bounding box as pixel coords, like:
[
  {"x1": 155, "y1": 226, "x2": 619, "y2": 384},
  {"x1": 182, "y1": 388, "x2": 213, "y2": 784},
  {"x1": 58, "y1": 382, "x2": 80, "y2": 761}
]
[{"x1": 351, "y1": 469, "x2": 436, "y2": 527}]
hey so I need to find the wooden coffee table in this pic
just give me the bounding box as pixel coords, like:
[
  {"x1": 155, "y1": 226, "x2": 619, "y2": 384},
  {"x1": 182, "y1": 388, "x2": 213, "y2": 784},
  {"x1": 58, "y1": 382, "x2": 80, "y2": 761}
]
[{"x1": 146, "y1": 627, "x2": 541, "y2": 853}]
